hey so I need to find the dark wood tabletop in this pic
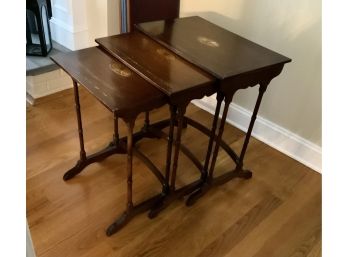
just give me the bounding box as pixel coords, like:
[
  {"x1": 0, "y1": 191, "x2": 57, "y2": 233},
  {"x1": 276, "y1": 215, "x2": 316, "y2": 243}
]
[
  {"x1": 96, "y1": 31, "x2": 216, "y2": 103},
  {"x1": 51, "y1": 47, "x2": 166, "y2": 117},
  {"x1": 136, "y1": 16, "x2": 291, "y2": 83}
]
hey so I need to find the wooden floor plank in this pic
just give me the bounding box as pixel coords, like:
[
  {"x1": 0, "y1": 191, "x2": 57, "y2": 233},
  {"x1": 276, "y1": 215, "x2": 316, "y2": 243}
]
[
  {"x1": 223, "y1": 173, "x2": 321, "y2": 257},
  {"x1": 195, "y1": 195, "x2": 282, "y2": 257},
  {"x1": 26, "y1": 88, "x2": 321, "y2": 257}
]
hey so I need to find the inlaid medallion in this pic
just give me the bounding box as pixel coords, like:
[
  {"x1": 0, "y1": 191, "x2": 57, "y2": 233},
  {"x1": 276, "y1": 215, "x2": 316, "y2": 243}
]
[
  {"x1": 109, "y1": 62, "x2": 132, "y2": 77},
  {"x1": 197, "y1": 36, "x2": 219, "y2": 47}
]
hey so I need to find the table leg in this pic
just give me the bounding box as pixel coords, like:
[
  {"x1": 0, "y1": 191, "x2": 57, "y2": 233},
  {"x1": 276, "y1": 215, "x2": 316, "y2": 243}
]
[
  {"x1": 170, "y1": 105, "x2": 186, "y2": 191},
  {"x1": 185, "y1": 94, "x2": 233, "y2": 205},
  {"x1": 147, "y1": 105, "x2": 178, "y2": 218},
  {"x1": 184, "y1": 117, "x2": 239, "y2": 164},
  {"x1": 144, "y1": 111, "x2": 150, "y2": 130},
  {"x1": 236, "y1": 84, "x2": 267, "y2": 170},
  {"x1": 207, "y1": 84, "x2": 268, "y2": 184},
  {"x1": 63, "y1": 81, "x2": 87, "y2": 180},
  {"x1": 106, "y1": 118, "x2": 135, "y2": 236},
  {"x1": 136, "y1": 111, "x2": 163, "y2": 142},
  {"x1": 201, "y1": 92, "x2": 224, "y2": 181},
  {"x1": 63, "y1": 89, "x2": 126, "y2": 181},
  {"x1": 186, "y1": 84, "x2": 269, "y2": 206},
  {"x1": 165, "y1": 106, "x2": 177, "y2": 191},
  {"x1": 106, "y1": 116, "x2": 185, "y2": 236},
  {"x1": 148, "y1": 104, "x2": 190, "y2": 218},
  {"x1": 112, "y1": 113, "x2": 120, "y2": 146},
  {"x1": 207, "y1": 94, "x2": 233, "y2": 181},
  {"x1": 63, "y1": 114, "x2": 181, "y2": 182}
]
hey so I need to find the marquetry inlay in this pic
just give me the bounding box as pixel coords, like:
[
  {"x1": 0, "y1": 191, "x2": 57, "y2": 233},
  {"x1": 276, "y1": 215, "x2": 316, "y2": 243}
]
[
  {"x1": 109, "y1": 62, "x2": 132, "y2": 77},
  {"x1": 197, "y1": 36, "x2": 219, "y2": 47}
]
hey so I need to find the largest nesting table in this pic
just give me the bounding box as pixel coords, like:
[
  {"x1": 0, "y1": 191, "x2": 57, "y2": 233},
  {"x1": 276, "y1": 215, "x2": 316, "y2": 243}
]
[{"x1": 52, "y1": 15, "x2": 291, "y2": 236}]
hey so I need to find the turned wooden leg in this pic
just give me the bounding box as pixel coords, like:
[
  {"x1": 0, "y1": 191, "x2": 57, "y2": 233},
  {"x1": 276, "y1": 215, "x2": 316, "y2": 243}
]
[
  {"x1": 236, "y1": 84, "x2": 267, "y2": 171},
  {"x1": 170, "y1": 105, "x2": 186, "y2": 191},
  {"x1": 165, "y1": 106, "x2": 177, "y2": 190},
  {"x1": 186, "y1": 94, "x2": 233, "y2": 206},
  {"x1": 106, "y1": 118, "x2": 135, "y2": 236},
  {"x1": 113, "y1": 112, "x2": 120, "y2": 146},
  {"x1": 186, "y1": 84, "x2": 269, "y2": 206},
  {"x1": 63, "y1": 81, "x2": 87, "y2": 181},
  {"x1": 126, "y1": 120, "x2": 135, "y2": 212},
  {"x1": 144, "y1": 111, "x2": 150, "y2": 130},
  {"x1": 148, "y1": 104, "x2": 187, "y2": 218},
  {"x1": 201, "y1": 92, "x2": 224, "y2": 180},
  {"x1": 147, "y1": 106, "x2": 176, "y2": 219},
  {"x1": 207, "y1": 95, "x2": 233, "y2": 180}
]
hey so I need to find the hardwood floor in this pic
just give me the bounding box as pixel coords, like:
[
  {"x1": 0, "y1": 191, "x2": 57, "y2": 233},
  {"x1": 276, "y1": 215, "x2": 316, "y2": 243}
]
[{"x1": 27, "y1": 88, "x2": 321, "y2": 257}]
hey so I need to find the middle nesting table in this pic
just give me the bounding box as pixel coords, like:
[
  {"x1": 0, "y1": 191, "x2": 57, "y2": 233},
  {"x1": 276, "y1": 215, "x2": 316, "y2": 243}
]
[
  {"x1": 96, "y1": 31, "x2": 220, "y2": 220},
  {"x1": 53, "y1": 33, "x2": 217, "y2": 236}
]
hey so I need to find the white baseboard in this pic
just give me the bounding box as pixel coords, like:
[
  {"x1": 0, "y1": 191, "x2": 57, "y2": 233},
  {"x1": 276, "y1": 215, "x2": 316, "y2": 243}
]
[{"x1": 192, "y1": 96, "x2": 322, "y2": 173}]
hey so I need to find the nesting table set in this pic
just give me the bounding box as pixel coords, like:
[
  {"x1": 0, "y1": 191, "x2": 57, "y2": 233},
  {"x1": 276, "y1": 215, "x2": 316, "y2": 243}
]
[{"x1": 51, "y1": 16, "x2": 291, "y2": 236}]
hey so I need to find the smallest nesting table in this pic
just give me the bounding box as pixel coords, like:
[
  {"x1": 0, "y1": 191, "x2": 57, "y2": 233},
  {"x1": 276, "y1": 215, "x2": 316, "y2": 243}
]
[{"x1": 52, "y1": 47, "x2": 169, "y2": 235}]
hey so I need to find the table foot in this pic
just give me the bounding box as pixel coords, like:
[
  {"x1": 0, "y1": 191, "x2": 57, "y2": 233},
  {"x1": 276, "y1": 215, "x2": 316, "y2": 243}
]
[
  {"x1": 106, "y1": 211, "x2": 131, "y2": 236},
  {"x1": 106, "y1": 193, "x2": 163, "y2": 236},
  {"x1": 186, "y1": 169, "x2": 253, "y2": 206},
  {"x1": 63, "y1": 160, "x2": 87, "y2": 181},
  {"x1": 63, "y1": 142, "x2": 126, "y2": 181},
  {"x1": 186, "y1": 187, "x2": 205, "y2": 207},
  {"x1": 148, "y1": 195, "x2": 166, "y2": 219},
  {"x1": 147, "y1": 179, "x2": 202, "y2": 218},
  {"x1": 239, "y1": 169, "x2": 252, "y2": 179}
]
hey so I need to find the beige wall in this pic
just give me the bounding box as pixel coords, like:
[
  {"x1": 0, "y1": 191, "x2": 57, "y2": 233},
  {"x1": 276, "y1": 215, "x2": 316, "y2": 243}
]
[
  {"x1": 180, "y1": 0, "x2": 322, "y2": 146},
  {"x1": 86, "y1": 0, "x2": 120, "y2": 46}
]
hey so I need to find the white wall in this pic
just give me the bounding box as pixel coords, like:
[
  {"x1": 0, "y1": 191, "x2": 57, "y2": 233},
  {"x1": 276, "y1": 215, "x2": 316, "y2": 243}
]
[
  {"x1": 180, "y1": 0, "x2": 322, "y2": 146},
  {"x1": 50, "y1": 0, "x2": 120, "y2": 50},
  {"x1": 50, "y1": 0, "x2": 89, "y2": 50}
]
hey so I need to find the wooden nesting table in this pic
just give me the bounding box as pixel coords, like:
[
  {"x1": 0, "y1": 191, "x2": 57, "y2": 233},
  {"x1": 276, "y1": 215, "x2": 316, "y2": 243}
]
[
  {"x1": 51, "y1": 16, "x2": 291, "y2": 236},
  {"x1": 136, "y1": 16, "x2": 291, "y2": 205}
]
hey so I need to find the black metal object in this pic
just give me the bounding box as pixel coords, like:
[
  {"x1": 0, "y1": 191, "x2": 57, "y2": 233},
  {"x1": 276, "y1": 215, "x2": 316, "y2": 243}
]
[{"x1": 26, "y1": 0, "x2": 53, "y2": 56}]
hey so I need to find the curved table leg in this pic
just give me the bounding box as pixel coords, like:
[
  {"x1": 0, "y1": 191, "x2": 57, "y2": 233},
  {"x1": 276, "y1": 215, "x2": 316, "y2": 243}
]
[
  {"x1": 148, "y1": 104, "x2": 189, "y2": 219},
  {"x1": 201, "y1": 92, "x2": 224, "y2": 181},
  {"x1": 148, "y1": 105, "x2": 176, "y2": 219},
  {"x1": 186, "y1": 94, "x2": 235, "y2": 206},
  {"x1": 106, "y1": 118, "x2": 135, "y2": 236},
  {"x1": 236, "y1": 84, "x2": 267, "y2": 170},
  {"x1": 186, "y1": 84, "x2": 268, "y2": 206}
]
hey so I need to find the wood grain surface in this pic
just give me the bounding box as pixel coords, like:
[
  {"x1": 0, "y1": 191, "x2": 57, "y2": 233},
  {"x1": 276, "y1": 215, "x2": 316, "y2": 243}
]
[
  {"x1": 27, "y1": 88, "x2": 321, "y2": 257},
  {"x1": 137, "y1": 16, "x2": 291, "y2": 80},
  {"x1": 51, "y1": 47, "x2": 166, "y2": 117},
  {"x1": 96, "y1": 31, "x2": 215, "y2": 100}
]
